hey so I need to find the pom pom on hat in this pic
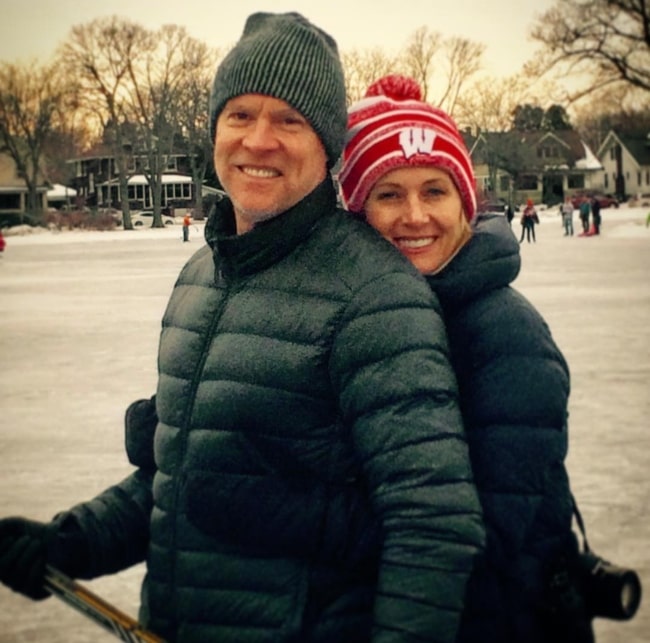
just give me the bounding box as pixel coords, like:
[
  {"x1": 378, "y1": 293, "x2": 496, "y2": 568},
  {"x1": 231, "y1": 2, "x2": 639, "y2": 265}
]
[
  {"x1": 339, "y1": 74, "x2": 477, "y2": 219},
  {"x1": 365, "y1": 75, "x2": 423, "y2": 101}
]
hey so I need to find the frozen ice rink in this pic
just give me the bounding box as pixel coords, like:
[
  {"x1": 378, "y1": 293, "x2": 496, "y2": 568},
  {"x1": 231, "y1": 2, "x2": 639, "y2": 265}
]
[{"x1": 1, "y1": 207, "x2": 649, "y2": 642}]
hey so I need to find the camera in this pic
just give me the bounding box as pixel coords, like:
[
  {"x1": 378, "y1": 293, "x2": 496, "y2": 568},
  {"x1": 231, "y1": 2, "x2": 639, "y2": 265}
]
[{"x1": 577, "y1": 550, "x2": 642, "y2": 620}]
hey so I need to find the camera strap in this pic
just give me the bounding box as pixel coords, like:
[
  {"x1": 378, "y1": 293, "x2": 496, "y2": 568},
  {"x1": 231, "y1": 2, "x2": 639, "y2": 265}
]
[{"x1": 571, "y1": 495, "x2": 592, "y2": 554}]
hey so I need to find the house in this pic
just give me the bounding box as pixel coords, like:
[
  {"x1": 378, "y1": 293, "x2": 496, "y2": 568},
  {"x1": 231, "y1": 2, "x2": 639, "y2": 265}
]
[
  {"x1": 0, "y1": 152, "x2": 48, "y2": 217},
  {"x1": 597, "y1": 129, "x2": 650, "y2": 199},
  {"x1": 67, "y1": 146, "x2": 200, "y2": 210},
  {"x1": 465, "y1": 129, "x2": 603, "y2": 206},
  {"x1": 96, "y1": 173, "x2": 195, "y2": 212}
]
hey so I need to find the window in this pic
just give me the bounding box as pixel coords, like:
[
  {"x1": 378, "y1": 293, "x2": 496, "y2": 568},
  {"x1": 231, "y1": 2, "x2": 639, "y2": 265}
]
[
  {"x1": 568, "y1": 174, "x2": 585, "y2": 189},
  {"x1": 0, "y1": 194, "x2": 20, "y2": 210},
  {"x1": 538, "y1": 145, "x2": 559, "y2": 159},
  {"x1": 517, "y1": 175, "x2": 538, "y2": 190}
]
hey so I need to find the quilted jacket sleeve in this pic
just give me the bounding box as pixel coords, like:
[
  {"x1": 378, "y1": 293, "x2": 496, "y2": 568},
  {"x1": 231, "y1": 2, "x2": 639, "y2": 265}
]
[
  {"x1": 330, "y1": 270, "x2": 485, "y2": 643},
  {"x1": 48, "y1": 468, "x2": 154, "y2": 580},
  {"x1": 47, "y1": 397, "x2": 158, "y2": 579}
]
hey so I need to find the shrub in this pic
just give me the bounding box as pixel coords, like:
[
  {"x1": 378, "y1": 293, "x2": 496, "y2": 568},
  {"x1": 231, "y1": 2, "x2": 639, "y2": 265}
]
[{"x1": 44, "y1": 209, "x2": 118, "y2": 231}]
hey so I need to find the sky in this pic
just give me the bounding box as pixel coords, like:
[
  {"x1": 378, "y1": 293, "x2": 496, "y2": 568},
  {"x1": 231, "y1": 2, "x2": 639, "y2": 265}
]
[{"x1": 0, "y1": 0, "x2": 556, "y2": 80}]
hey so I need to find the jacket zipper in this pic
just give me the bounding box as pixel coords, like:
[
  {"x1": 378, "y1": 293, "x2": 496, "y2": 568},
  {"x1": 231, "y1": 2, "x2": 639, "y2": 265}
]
[{"x1": 168, "y1": 267, "x2": 238, "y2": 625}]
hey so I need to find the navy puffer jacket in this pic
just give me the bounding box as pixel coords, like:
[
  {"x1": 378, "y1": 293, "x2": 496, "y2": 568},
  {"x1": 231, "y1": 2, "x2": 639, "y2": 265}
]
[
  {"x1": 426, "y1": 214, "x2": 592, "y2": 642},
  {"x1": 52, "y1": 179, "x2": 484, "y2": 642}
]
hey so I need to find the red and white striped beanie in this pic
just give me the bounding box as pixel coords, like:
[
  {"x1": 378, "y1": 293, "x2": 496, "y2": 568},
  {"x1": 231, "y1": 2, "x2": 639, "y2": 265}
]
[{"x1": 339, "y1": 75, "x2": 477, "y2": 220}]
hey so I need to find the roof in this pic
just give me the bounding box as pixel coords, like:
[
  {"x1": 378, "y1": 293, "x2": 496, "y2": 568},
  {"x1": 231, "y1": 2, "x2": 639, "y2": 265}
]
[
  {"x1": 47, "y1": 183, "x2": 78, "y2": 198},
  {"x1": 467, "y1": 129, "x2": 601, "y2": 171},
  {"x1": 96, "y1": 173, "x2": 193, "y2": 187},
  {"x1": 599, "y1": 130, "x2": 650, "y2": 167}
]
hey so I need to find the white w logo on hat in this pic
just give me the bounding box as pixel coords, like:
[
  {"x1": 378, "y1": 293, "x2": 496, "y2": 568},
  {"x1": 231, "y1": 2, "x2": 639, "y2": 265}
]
[{"x1": 399, "y1": 128, "x2": 436, "y2": 159}]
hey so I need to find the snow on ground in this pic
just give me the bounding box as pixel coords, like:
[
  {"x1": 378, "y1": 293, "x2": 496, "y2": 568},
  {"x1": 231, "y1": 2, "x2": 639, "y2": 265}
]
[{"x1": 0, "y1": 206, "x2": 648, "y2": 642}]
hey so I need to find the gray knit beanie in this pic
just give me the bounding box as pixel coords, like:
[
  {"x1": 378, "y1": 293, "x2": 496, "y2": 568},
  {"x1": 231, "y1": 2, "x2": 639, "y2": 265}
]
[{"x1": 209, "y1": 12, "x2": 347, "y2": 168}]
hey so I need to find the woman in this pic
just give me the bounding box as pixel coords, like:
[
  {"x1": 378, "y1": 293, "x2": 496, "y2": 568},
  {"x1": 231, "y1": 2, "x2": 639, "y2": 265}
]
[
  {"x1": 520, "y1": 198, "x2": 538, "y2": 243},
  {"x1": 560, "y1": 196, "x2": 575, "y2": 236},
  {"x1": 339, "y1": 75, "x2": 594, "y2": 643}
]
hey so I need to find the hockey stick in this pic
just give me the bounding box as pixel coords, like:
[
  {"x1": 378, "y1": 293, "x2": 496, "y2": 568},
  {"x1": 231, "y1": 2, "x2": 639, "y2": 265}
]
[{"x1": 44, "y1": 566, "x2": 165, "y2": 643}]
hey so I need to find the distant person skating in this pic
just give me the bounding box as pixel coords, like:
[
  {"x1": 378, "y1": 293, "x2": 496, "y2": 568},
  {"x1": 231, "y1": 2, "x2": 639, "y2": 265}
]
[
  {"x1": 591, "y1": 197, "x2": 601, "y2": 235},
  {"x1": 579, "y1": 198, "x2": 591, "y2": 234},
  {"x1": 519, "y1": 198, "x2": 538, "y2": 243},
  {"x1": 560, "y1": 196, "x2": 574, "y2": 236},
  {"x1": 182, "y1": 212, "x2": 191, "y2": 242}
]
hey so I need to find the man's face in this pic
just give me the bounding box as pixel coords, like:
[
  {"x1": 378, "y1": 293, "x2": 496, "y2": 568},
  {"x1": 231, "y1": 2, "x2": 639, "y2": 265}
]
[{"x1": 214, "y1": 94, "x2": 328, "y2": 234}]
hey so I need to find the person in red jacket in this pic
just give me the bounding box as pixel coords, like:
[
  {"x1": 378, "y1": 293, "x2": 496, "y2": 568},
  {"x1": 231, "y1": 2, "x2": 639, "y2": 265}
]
[
  {"x1": 519, "y1": 198, "x2": 539, "y2": 243},
  {"x1": 182, "y1": 213, "x2": 191, "y2": 242}
]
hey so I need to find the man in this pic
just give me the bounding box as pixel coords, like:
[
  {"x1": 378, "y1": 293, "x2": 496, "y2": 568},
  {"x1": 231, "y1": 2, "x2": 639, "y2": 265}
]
[
  {"x1": 182, "y1": 211, "x2": 191, "y2": 242},
  {"x1": 579, "y1": 197, "x2": 591, "y2": 234},
  {"x1": 560, "y1": 196, "x2": 574, "y2": 236},
  {"x1": 0, "y1": 13, "x2": 484, "y2": 642},
  {"x1": 591, "y1": 197, "x2": 601, "y2": 235}
]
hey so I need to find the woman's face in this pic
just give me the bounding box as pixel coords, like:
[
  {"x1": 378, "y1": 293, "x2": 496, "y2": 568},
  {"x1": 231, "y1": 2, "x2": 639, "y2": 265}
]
[{"x1": 364, "y1": 166, "x2": 471, "y2": 274}]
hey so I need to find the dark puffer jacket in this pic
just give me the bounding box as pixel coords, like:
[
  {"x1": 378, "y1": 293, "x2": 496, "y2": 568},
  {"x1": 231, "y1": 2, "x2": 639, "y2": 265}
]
[
  {"x1": 426, "y1": 214, "x2": 592, "y2": 642},
  {"x1": 52, "y1": 179, "x2": 484, "y2": 642}
]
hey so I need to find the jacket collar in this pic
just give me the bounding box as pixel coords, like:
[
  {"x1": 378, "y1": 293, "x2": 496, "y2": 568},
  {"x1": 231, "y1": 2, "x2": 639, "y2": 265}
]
[
  {"x1": 205, "y1": 177, "x2": 337, "y2": 280},
  {"x1": 426, "y1": 213, "x2": 520, "y2": 311}
]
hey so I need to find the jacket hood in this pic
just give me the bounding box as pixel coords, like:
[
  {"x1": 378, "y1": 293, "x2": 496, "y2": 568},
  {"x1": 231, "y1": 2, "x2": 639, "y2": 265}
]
[{"x1": 426, "y1": 213, "x2": 520, "y2": 311}]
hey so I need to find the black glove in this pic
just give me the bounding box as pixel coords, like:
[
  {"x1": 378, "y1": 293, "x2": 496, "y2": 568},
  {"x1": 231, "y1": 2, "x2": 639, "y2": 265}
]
[{"x1": 0, "y1": 517, "x2": 53, "y2": 600}]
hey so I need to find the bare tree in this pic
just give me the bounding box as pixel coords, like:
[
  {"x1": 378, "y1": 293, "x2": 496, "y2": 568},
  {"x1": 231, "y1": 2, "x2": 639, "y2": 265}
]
[
  {"x1": 455, "y1": 75, "x2": 532, "y2": 132},
  {"x1": 437, "y1": 37, "x2": 485, "y2": 116},
  {"x1": 59, "y1": 16, "x2": 151, "y2": 230},
  {"x1": 392, "y1": 28, "x2": 484, "y2": 116},
  {"x1": 530, "y1": 0, "x2": 650, "y2": 103},
  {"x1": 42, "y1": 77, "x2": 90, "y2": 189},
  {"x1": 341, "y1": 27, "x2": 483, "y2": 117},
  {"x1": 123, "y1": 24, "x2": 189, "y2": 226},
  {"x1": 342, "y1": 48, "x2": 397, "y2": 104},
  {"x1": 0, "y1": 61, "x2": 65, "y2": 219},
  {"x1": 167, "y1": 37, "x2": 221, "y2": 219},
  {"x1": 399, "y1": 27, "x2": 442, "y2": 101}
]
